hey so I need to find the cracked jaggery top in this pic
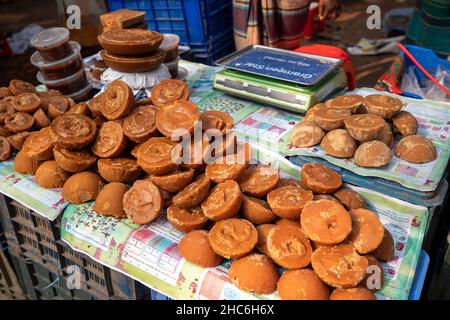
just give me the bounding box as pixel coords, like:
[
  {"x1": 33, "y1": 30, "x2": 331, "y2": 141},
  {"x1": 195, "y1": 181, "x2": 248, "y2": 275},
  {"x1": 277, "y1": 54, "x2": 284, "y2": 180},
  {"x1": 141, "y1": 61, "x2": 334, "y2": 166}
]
[
  {"x1": 208, "y1": 218, "x2": 258, "y2": 259},
  {"x1": 123, "y1": 179, "x2": 163, "y2": 225},
  {"x1": 267, "y1": 224, "x2": 312, "y2": 269},
  {"x1": 150, "y1": 79, "x2": 190, "y2": 108},
  {"x1": 97, "y1": 158, "x2": 142, "y2": 183},
  {"x1": 348, "y1": 208, "x2": 385, "y2": 254},
  {"x1": 300, "y1": 199, "x2": 352, "y2": 245},
  {"x1": 4, "y1": 112, "x2": 34, "y2": 133},
  {"x1": 91, "y1": 121, "x2": 127, "y2": 158},
  {"x1": 205, "y1": 155, "x2": 247, "y2": 184},
  {"x1": 166, "y1": 205, "x2": 208, "y2": 233},
  {"x1": 98, "y1": 29, "x2": 163, "y2": 55},
  {"x1": 239, "y1": 165, "x2": 279, "y2": 197},
  {"x1": 156, "y1": 100, "x2": 200, "y2": 138},
  {"x1": 301, "y1": 163, "x2": 342, "y2": 194},
  {"x1": 51, "y1": 114, "x2": 96, "y2": 150},
  {"x1": 9, "y1": 80, "x2": 36, "y2": 96},
  {"x1": 22, "y1": 127, "x2": 54, "y2": 161},
  {"x1": 12, "y1": 93, "x2": 41, "y2": 113},
  {"x1": 172, "y1": 174, "x2": 210, "y2": 208},
  {"x1": 200, "y1": 110, "x2": 234, "y2": 135},
  {"x1": 201, "y1": 179, "x2": 243, "y2": 221},
  {"x1": 100, "y1": 80, "x2": 135, "y2": 120},
  {"x1": 136, "y1": 137, "x2": 178, "y2": 175},
  {"x1": 267, "y1": 185, "x2": 313, "y2": 220},
  {"x1": 311, "y1": 244, "x2": 368, "y2": 288},
  {"x1": 363, "y1": 94, "x2": 403, "y2": 118},
  {"x1": 122, "y1": 106, "x2": 158, "y2": 143},
  {"x1": 151, "y1": 169, "x2": 194, "y2": 193},
  {"x1": 327, "y1": 94, "x2": 363, "y2": 113},
  {"x1": 53, "y1": 145, "x2": 97, "y2": 172}
]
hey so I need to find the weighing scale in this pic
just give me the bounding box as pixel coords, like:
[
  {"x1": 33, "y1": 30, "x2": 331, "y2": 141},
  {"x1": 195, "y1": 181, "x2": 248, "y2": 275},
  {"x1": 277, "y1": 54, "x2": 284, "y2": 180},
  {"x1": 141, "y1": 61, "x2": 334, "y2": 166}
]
[{"x1": 214, "y1": 45, "x2": 348, "y2": 113}]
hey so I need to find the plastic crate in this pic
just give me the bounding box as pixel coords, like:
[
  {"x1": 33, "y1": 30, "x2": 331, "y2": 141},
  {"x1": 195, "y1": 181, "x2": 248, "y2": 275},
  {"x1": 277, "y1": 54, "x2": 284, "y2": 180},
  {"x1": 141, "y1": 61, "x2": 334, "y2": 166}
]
[
  {"x1": 107, "y1": 0, "x2": 232, "y2": 45},
  {"x1": 0, "y1": 250, "x2": 25, "y2": 300}
]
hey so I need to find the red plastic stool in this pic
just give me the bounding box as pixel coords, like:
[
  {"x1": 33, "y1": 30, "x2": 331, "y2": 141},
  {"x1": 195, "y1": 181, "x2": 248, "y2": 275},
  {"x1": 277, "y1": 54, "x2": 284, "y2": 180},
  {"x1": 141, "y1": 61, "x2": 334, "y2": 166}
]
[
  {"x1": 303, "y1": 2, "x2": 325, "y2": 40},
  {"x1": 294, "y1": 44, "x2": 356, "y2": 90}
]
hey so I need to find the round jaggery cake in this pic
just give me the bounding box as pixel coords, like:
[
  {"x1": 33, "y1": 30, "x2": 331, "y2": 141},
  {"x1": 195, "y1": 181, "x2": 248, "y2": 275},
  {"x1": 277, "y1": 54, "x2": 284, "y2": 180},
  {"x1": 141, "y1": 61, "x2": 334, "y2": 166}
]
[
  {"x1": 200, "y1": 110, "x2": 234, "y2": 135},
  {"x1": 311, "y1": 244, "x2": 368, "y2": 288},
  {"x1": 327, "y1": 94, "x2": 364, "y2": 113},
  {"x1": 205, "y1": 155, "x2": 247, "y2": 184},
  {"x1": 354, "y1": 140, "x2": 393, "y2": 168},
  {"x1": 201, "y1": 179, "x2": 242, "y2": 221},
  {"x1": 300, "y1": 199, "x2": 352, "y2": 245},
  {"x1": 229, "y1": 253, "x2": 279, "y2": 295},
  {"x1": 394, "y1": 135, "x2": 437, "y2": 164},
  {"x1": 172, "y1": 174, "x2": 210, "y2": 208},
  {"x1": 150, "y1": 79, "x2": 190, "y2": 108},
  {"x1": 208, "y1": 218, "x2": 258, "y2": 259},
  {"x1": 53, "y1": 146, "x2": 97, "y2": 173},
  {"x1": 277, "y1": 269, "x2": 330, "y2": 300},
  {"x1": 290, "y1": 120, "x2": 325, "y2": 148},
  {"x1": 376, "y1": 122, "x2": 394, "y2": 147},
  {"x1": 267, "y1": 224, "x2": 312, "y2": 269},
  {"x1": 12, "y1": 93, "x2": 41, "y2": 113},
  {"x1": 239, "y1": 165, "x2": 279, "y2": 197},
  {"x1": 9, "y1": 79, "x2": 36, "y2": 96},
  {"x1": 344, "y1": 114, "x2": 386, "y2": 142},
  {"x1": 47, "y1": 96, "x2": 70, "y2": 120},
  {"x1": 304, "y1": 103, "x2": 326, "y2": 121},
  {"x1": 7, "y1": 132, "x2": 31, "y2": 151},
  {"x1": 67, "y1": 102, "x2": 90, "y2": 116},
  {"x1": 14, "y1": 150, "x2": 42, "y2": 174},
  {"x1": 167, "y1": 205, "x2": 208, "y2": 233},
  {"x1": 156, "y1": 100, "x2": 200, "y2": 138},
  {"x1": 35, "y1": 160, "x2": 71, "y2": 189},
  {"x1": 136, "y1": 137, "x2": 178, "y2": 175},
  {"x1": 33, "y1": 109, "x2": 51, "y2": 129},
  {"x1": 62, "y1": 172, "x2": 104, "y2": 204},
  {"x1": 333, "y1": 188, "x2": 366, "y2": 210},
  {"x1": 50, "y1": 114, "x2": 96, "y2": 150},
  {"x1": 371, "y1": 228, "x2": 395, "y2": 262},
  {"x1": 314, "y1": 194, "x2": 340, "y2": 204},
  {"x1": 348, "y1": 208, "x2": 385, "y2": 254},
  {"x1": 123, "y1": 180, "x2": 163, "y2": 225},
  {"x1": 267, "y1": 185, "x2": 313, "y2": 220},
  {"x1": 392, "y1": 111, "x2": 418, "y2": 136},
  {"x1": 91, "y1": 121, "x2": 128, "y2": 158},
  {"x1": 0, "y1": 136, "x2": 13, "y2": 161},
  {"x1": 242, "y1": 195, "x2": 276, "y2": 225},
  {"x1": 100, "y1": 80, "x2": 135, "y2": 120},
  {"x1": 4, "y1": 112, "x2": 34, "y2": 133},
  {"x1": 256, "y1": 223, "x2": 276, "y2": 256},
  {"x1": 301, "y1": 163, "x2": 342, "y2": 194},
  {"x1": 361, "y1": 254, "x2": 384, "y2": 292},
  {"x1": 330, "y1": 287, "x2": 376, "y2": 300},
  {"x1": 151, "y1": 169, "x2": 194, "y2": 193},
  {"x1": 93, "y1": 182, "x2": 129, "y2": 218},
  {"x1": 97, "y1": 158, "x2": 142, "y2": 184},
  {"x1": 122, "y1": 106, "x2": 158, "y2": 143},
  {"x1": 363, "y1": 94, "x2": 403, "y2": 118},
  {"x1": 313, "y1": 108, "x2": 351, "y2": 131},
  {"x1": 22, "y1": 127, "x2": 54, "y2": 161},
  {"x1": 87, "y1": 93, "x2": 104, "y2": 118},
  {"x1": 320, "y1": 129, "x2": 357, "y2": 158},
  {"x1": 275, "y1": 218, "x2": 300, "y2": 228},
  {"x1": 179, "y1": 230, "x2": 222, "y2": 268}
]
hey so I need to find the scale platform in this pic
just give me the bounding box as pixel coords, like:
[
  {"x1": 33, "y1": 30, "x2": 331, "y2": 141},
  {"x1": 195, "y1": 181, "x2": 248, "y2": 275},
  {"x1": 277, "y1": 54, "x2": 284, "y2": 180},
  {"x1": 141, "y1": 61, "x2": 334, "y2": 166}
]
[{"x1": 213, "y1": 45, "x2": 348, "y2": 113}]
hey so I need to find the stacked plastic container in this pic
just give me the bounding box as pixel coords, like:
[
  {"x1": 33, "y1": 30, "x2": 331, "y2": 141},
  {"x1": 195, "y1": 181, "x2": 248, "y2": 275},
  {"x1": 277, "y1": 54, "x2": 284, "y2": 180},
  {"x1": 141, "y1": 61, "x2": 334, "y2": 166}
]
[
  {"x1": 160, "y1": 34, "x2": 180, "y2": 78},
  {"x1": 30, "y1": 28, "x2": 91, "y2": 102}
]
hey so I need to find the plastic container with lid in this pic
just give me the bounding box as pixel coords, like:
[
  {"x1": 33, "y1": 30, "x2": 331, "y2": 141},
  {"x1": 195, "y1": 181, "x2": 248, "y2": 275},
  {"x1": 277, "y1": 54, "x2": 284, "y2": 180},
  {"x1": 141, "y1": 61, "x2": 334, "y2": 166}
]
[
  {"x1": 30, "y1": 41, "x2": 83, "y2": 81},
  {"x1": 37, "y1": 68, "x2": 88, "y2": 96},
  {"x1": 30, "y1": 27, "x2": 72, "y2": 62},
  {"x1": 160, "y1": 34, "x2": 180, "y2": 63},
  {"x1": 164, "y1": 57, "x2": 180, "y2": 78},
  {"x1": 67, "y1": 84, "x2": 93, "y2": 103}
]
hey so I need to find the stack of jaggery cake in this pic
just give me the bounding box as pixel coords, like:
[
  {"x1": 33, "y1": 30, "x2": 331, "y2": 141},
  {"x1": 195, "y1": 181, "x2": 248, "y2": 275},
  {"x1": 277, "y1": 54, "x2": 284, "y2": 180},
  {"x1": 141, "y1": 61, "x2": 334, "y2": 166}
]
[
  {"x1": 100, "y1": 9, "x2": 147, "y2": 32},
  {"x1": 98, "y1": 28, "x2": 166, "y2": 73}
]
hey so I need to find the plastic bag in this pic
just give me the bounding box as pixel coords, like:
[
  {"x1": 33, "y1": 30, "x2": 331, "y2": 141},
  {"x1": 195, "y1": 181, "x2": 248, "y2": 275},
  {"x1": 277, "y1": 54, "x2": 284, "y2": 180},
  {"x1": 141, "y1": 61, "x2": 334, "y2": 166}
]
[{"x1": 401, "y1": 65, "x2": 450, "y2": 103}]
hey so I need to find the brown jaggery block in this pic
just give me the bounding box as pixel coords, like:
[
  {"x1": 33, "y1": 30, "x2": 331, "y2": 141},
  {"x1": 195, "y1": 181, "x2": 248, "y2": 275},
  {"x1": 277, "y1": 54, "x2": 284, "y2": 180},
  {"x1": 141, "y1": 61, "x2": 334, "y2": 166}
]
[
  {"x1": 98, "y1": 29, "x2": 163, "y2": 55},
  {"x1": 179, "y1": 230, "x2": 222, "y2": 268},
  {"x1": 371, "y1": 228, "x2": 395, "y2": 262},
  {"x1": 354, "y1": 141, "x2": 393, "y2": 168},
  {"x1": 123, "y1": 180, "x2": 163, "y2": 225},
  {"x1": 4, "y1": 112, "x2": 34, "y2": 133},
  {"x1": 100, "y1": 80, "x2": 135, "y2": 120},
  {"x1": 344, "y1": 114, "x2": 386, "y2": 142},
  {"x1": 9, "y1": 80, "x2": 36, "y2": 96},
  {"x1": 311, "y1": 244, "x2": 368, "y2": 288},
  {"x1": 201, "y1": 180, "x2": 242, "y2": 221},
  {"x1": 53, "y1": 146, "x2": 97, "y2": 173},
  {"x1": 35, "y1": 160, "x2": 71, "y2": 189},
  {"x1": 47, "y1": 95, "x2": 70, "y2": 120},
  {"x1": 151, "y1": 170, "x2": 194, "y2": 193},
  {"x1": 7, "y1": 132, "x2": 31, "y2": 150},
  {"x1": 363, "y1": 94, "x2": 403, "y2": 118},
  {"x1": 313, "y1": 108, "x2": 351, "y2": 131},
  {"x1": 167, "y1": 205, "x2": 208, "y2": 233},
  {"x1": 256, "y1": 223, "x2": 276, "y2": 256},
  {"x1": 208, "y1": 218, "x2": 258, "y2": 259},
  {"x1": 14, "y1": 150, "x2": 42, "y2": 174},
  {"x1": 229, "y1": 254, "x2": 279, "y2": 295},
  {"x1": 277, "y1": 269, "x2": 330, "y2": 300},
  {"x1": 62, "y1": 172, "x2": 104, "y2": 204},
  {"x1": 394, "y1": 135, "x2": 437, "y2": 164},
  {"x1": 301, "y1": 163, "x2": 342, "y2": 194},
  {"x1": 304, "y1": 103, "x2": 326, "y2": 121},
  {"x1": 21, "y1": 127, "x2": 54, "y2": 161},
  {"x1": 0, "y1": 136, "x2": 13, "y2": 161},
  {"x1": 12, "y1": 93, "x2": 41, "y2": 113},
  {"x1": 150, "y1": 79, "x2": 190, "y2": 108},
  {"x1": 376, "y1": 122, "x2": 394, "y2": 147},
  {"x1": 361, "y1": 254, "x2": 384, "y2": 292},
  {"x1": 100, "y1": 49, "x2": 166, "y2": 73},
  {"x1": 172, "y1": 174, "x2": 210, "y2": 208},
  {"x1": 200, "y1": 110, "x2": 234, "y2": 135},
  {"x1": 320, "y1": 129, "x2": 357, "y2": 158},
  {"x1": 156, "y1": 100, "x2": 200, "y2": 138},
  {"x1": 348, "y1": 208, "x2": 385, "y2": 254},
  {"x1": 122, "y1": 105, "x2": 158, "y2": 143},
  {"x1": 290, "y1": 120, "x2": 325, "y2": 148},
  {"x1": 91, "y1": 121, "x2": 128, "y2": 158},
  {"x1": 100, "y1": 9, "x2": 145, "y2": 29},
  {"x1": 300, "y1": 199, "x2": 352, "y2": 245},
  {"x1": 50, "y1": 114, "x2": 96, "y2": 150},
  {"x1": 392, "y1": 111, "x2": 418, "y2": 136},
  {"x1": 241, "y1": 195, "x2": 277, "y2": 225},
  {"x1": 333, "y1": 188, "x2": 366, "y2": 210},
  {"x1": 267, "y1": 224, "x2": 312, "y2": 269},
  {"x1": 136, "y1": 137, "x2": 178, "y2": 175},
  {"x1": 97, "y1": 158, "x2": 142, "y2": 183},
  {"x1": 205, "y1": 155, "x2": 247, "y2": 184},
  {"x1": 330, "y1": 287, "x2": 376, "y2": 300},
  {"x1": 327, "y1": 94, "x2": 364, "y2": 113},
  {"x1": 33, "y1": 109, "x2": 51, "y2": 129},
  {"x1": 94, "y1": 182, "x2": 129, "y2": 219},
  {"x1": 267, "y1": 185, "x2": 313, "y2": 220},
  {"x1": 239, "y1": 165, "x2": 279, "y2": 197}
]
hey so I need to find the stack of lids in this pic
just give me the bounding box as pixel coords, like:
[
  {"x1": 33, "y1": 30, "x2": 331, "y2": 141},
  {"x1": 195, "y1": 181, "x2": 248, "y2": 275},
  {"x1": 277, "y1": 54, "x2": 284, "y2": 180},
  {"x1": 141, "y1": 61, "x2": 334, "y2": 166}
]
[
  {"x1": 100, "y1": 9, "x2": 147, "y2": 32},
  {"x1": 30, "y1": 28, "x2": 91, "y2": 102}
]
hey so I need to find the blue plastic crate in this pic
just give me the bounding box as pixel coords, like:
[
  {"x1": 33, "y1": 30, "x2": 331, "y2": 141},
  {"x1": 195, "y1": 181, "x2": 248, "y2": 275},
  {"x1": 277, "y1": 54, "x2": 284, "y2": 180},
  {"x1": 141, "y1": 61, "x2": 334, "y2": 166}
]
[
  {"x1": 107, "y1": 0, "x2": 233, "y2": 45},
  {"x1": 409, "y1": 250, "x2": 430, "y2": 300}
]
